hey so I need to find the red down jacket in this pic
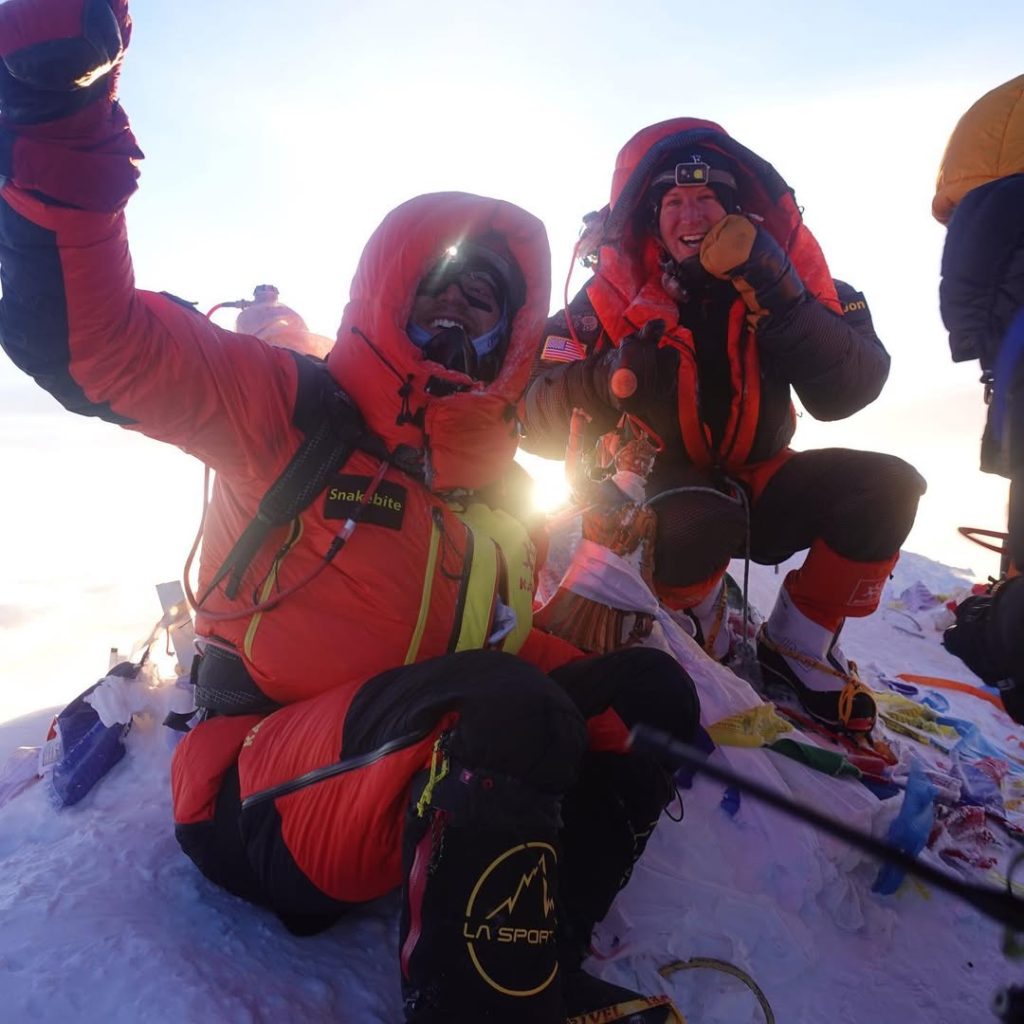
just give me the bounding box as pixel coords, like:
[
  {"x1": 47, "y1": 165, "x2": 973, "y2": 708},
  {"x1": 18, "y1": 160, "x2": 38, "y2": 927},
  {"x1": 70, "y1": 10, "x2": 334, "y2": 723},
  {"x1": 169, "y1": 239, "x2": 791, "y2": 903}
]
[{"x1": 0, "y1": 179, "x2": 591, "y2": 897}]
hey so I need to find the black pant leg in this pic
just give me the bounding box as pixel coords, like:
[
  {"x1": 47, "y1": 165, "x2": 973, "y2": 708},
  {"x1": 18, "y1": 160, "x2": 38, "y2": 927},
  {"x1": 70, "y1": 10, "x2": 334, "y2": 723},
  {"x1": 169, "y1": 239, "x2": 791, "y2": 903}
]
[
  {"x1": 750, "y1": 447, "x2": 926, "y2": 564},
  {"x1": 646, "y1": 465, "x2": 748, "y2": 587}
]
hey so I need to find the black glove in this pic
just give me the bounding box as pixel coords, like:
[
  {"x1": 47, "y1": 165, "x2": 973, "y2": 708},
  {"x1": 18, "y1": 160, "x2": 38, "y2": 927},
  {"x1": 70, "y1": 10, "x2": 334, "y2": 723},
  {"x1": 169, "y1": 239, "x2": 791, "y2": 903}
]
[
  {"x1": 943, "y1": 576, "x2": 1024, "y2": 723},
  {"x1": 699, "y1": 214, "x2": 805, "y2": 321},
  {"x1": 600, "y1": 319, "x2": 676, "y2": 415}
]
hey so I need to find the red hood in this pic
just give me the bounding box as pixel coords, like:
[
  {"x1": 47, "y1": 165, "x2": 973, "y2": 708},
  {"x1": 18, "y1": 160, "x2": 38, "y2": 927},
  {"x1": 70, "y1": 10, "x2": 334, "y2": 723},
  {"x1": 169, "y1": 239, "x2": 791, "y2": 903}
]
[
  {"x1": 327, "y1": 192, "x2": 550, "y2": 491},
  {"x1": 591, "y1": 117, "x2": 838, "y2": 320},
  {"x1": 610, "y1": 117, "x2": 729, "y2": 207}
]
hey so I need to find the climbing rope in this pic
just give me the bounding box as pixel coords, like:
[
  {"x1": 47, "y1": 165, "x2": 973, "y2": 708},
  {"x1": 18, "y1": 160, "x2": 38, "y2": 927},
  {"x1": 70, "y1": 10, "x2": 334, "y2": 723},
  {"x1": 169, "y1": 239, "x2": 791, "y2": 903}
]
[{"x1": 659, "y1": 956, "x2": 775, "y2": 1024}]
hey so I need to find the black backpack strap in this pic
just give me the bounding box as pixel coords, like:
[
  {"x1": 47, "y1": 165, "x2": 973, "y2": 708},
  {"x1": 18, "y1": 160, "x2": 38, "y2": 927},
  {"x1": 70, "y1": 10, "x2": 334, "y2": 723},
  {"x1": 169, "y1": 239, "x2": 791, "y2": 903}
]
[
  {"x1": 192, "y1": 643, "x2": 281, "y2": 716},
  {"x1": 205, "y1": 354, "x2": 381, "y2": 602}
]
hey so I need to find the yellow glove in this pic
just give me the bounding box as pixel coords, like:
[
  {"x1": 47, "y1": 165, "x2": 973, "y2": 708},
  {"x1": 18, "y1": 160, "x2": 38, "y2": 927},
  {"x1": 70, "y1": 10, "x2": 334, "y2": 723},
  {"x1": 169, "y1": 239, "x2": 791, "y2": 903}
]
[
  {"x1": 699, "y1": 214, "x2": 805, "y2": 322},
  {"x1": 699, "y1": 215, "x2": 759, "y2": 278}
]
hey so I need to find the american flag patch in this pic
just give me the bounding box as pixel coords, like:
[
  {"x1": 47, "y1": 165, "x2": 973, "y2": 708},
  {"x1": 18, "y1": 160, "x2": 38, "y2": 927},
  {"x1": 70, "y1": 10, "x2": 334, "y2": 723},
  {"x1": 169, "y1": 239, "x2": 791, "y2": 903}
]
[{"x1": 540, "y1": 334, "x2": 588, "y2": 363}]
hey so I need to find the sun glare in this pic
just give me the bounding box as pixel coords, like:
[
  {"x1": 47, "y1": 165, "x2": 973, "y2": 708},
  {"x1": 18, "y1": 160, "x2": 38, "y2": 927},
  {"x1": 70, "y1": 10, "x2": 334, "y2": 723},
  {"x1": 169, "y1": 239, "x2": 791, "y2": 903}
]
[{"x1": 517, "y1": 451, "x2": 571, "y2": 513}]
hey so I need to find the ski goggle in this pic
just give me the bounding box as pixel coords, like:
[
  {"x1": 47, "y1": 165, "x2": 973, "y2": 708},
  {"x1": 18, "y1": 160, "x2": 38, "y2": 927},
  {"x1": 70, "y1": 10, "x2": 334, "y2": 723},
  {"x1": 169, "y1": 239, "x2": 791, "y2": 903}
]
[{"x1": 416, "y1": 262, "x2": 503, "y2": 313}]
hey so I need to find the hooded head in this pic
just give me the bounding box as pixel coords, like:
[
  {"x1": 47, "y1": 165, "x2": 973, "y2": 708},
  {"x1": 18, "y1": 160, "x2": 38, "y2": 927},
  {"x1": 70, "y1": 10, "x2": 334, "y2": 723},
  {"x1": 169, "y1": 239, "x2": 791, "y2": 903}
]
[
  {"x1": 580, "y1": 117, "x2": 839, "y2": 326},
  {"x1": 604, "y1": 118, "x2": 792, "y2": 254},
  {"x1": 932, "y1": 74, "x2": 1024, "y2": 225},
  {"x1": 327, "y1": 192, "x2": 550, "y2": 492}
]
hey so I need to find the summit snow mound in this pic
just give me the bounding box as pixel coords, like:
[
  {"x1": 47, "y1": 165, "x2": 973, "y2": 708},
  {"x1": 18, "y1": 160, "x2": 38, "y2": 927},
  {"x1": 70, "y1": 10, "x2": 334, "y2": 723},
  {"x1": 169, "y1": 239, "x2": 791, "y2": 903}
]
[{"x1": 0, "y1": 551, "x2": 1021, "y2": 1023}]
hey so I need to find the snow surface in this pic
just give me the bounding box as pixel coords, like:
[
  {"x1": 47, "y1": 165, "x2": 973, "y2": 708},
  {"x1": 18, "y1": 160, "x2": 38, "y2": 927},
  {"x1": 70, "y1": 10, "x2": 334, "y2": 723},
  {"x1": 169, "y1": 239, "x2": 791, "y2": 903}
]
[{"x1": 1, "y1": 550, "x2": 1022, "y2": 1024}]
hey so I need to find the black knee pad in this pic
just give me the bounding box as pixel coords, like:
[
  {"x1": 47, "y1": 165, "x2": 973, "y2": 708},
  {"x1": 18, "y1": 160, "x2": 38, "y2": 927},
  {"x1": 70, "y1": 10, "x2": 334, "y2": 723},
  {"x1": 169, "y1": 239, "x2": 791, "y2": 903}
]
[
  {"x1": 344, "y1": 650, "x2": 586, "y2": 795},
  {"x1": 451, "y1": 654, "x2": 587, "y2": 795},
  {"x1": 605, "y1": 647, "x2": 701, "y2": 745},
  {"x1": 552, "y1": 646, "x2": 701, "y2": 749},
  {"x1": 830, "y1": 454, "x2": 928, "y2": 560},
  {"x1": 864, "y1": 455, "x2": 927, "y2": 543}
]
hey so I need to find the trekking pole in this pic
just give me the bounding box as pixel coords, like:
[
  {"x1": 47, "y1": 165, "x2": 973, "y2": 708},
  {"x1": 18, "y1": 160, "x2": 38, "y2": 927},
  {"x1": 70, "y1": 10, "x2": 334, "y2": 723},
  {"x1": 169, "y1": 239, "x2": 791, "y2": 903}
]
[{"x1": 628, "y1": 724, "x2": 1024, "y2": 933}]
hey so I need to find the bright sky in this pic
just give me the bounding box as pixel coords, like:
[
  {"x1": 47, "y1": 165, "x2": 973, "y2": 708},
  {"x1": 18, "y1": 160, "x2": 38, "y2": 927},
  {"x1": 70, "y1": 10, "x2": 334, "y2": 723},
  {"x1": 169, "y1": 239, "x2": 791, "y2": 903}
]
[{"x1": 0, "y1": 0, "x2": 1021, "y2": 722}]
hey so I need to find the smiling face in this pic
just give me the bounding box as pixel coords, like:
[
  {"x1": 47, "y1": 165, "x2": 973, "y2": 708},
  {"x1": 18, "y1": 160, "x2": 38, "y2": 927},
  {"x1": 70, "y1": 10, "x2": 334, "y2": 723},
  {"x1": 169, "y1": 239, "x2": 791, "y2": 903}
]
[
  {"x1": 657, "y1": 185, "x2": 728, "y2": 262},
  {"x1": 410, "y1": 266, "x2": 503, "y2": 342}
]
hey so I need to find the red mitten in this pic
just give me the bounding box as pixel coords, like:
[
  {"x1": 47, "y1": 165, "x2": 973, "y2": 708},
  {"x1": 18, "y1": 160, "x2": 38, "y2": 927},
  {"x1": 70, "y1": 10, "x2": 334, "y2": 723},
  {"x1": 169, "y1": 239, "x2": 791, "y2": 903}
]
[{"x1": 0, "y1": 0, "x2": 140, "y2": 211}]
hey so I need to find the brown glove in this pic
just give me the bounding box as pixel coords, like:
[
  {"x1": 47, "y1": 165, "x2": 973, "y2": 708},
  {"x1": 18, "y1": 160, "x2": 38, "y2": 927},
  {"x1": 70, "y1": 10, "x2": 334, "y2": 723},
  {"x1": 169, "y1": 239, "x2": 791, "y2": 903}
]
[{"x1": 699, "y1": 214, "x2": 805, "y2": 322}]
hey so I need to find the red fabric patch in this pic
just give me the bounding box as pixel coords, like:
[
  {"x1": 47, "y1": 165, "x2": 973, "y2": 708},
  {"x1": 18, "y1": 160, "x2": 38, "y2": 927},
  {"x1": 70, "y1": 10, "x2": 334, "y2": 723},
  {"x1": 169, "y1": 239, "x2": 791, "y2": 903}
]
[
  {"x1": 586, "y1": 708, "x2": 630, "y2": 753},
  {"x1": 518, "y1": 627, "x2": 586, "y2": 672},
  {"x1": 171, "y1": 714, "x2": 263, "y2": 826}
]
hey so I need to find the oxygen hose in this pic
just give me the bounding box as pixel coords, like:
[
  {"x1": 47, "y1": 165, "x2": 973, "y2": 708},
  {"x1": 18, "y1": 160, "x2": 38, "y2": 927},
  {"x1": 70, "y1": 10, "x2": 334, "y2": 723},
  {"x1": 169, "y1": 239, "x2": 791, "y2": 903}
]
[{"x1": 205, "y1": 299, "x2": 252, "y2": 319}]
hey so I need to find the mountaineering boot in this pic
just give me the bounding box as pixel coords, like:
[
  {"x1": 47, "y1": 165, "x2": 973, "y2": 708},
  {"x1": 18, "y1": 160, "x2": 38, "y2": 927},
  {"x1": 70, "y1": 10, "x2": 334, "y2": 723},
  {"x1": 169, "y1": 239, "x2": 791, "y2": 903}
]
[
  {"x1": 757, "y1": 586, "x2": 877, "y2": 733},
  {"x1": 672, "y1": 577, "x2": 734, "y2": 662},
  {"x1": 558, "y1": 748, "x2": 685, "y2": 1023},
  {"x1": 563, "y1": 965, "x2": 684, "y2": 1022},
  {"x1": 391, "y1": 651, "x2": 588, "y2": 1022},
  {"x1": 400, "y1": 771, "x2": 564, "y2": 1022}
]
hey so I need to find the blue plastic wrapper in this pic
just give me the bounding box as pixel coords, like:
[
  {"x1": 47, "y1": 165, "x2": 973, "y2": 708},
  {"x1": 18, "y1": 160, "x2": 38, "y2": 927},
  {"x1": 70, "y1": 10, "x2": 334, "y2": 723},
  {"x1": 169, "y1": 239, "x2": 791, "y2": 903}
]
[
  {"x1": 720, "y1": 785, "x2": 741, "y2": 817},
  {"x1": 872, "y1": 760, "x2": 938, "y2": 895},
  {"x1": 47, "y1": 663, "x2": 136, "y2": 807},
  {"x1": 673, "y1": 725, "x2": 716, "y2": 790}
]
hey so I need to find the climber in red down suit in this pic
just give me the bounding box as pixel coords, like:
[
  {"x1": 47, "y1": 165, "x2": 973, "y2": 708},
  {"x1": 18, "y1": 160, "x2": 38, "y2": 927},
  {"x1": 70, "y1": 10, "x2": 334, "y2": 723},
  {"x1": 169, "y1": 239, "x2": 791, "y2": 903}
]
[{"x1": 0, "y1": 3, "x2": 696, "y2": 1022}]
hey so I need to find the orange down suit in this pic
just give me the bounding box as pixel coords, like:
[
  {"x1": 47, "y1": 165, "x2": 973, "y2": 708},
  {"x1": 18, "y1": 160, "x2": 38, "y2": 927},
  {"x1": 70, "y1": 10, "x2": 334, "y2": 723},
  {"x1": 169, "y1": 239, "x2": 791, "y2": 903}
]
[{"x1": 0, "y1": 182, "x2": 599, "y2": 902}]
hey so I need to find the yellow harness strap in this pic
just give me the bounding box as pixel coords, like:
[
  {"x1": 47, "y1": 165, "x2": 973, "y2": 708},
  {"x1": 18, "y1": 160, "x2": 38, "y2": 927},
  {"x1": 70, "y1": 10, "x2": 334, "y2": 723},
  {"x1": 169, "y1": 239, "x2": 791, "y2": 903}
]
[{"x1": 451, "y1": 502, "x2": 535, "y2": 655}]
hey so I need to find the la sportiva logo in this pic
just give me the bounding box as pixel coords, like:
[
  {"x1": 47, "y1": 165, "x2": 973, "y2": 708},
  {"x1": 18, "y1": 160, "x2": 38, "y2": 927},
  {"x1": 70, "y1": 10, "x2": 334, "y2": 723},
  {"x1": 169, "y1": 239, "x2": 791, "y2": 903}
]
[{"x1": 463, "y1": 841, "x2": 558, "y2": 996}]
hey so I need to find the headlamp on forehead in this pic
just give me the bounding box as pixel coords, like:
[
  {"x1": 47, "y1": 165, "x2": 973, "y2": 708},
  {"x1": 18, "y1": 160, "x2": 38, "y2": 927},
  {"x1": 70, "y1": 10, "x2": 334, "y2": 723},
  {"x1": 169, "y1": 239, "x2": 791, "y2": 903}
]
[
  {"x1": 416, "y1": 239, "x2": 518, "y2": 315},
  {"x1": 674, "y1": 161, "x2": 709, "y2": 185},
  {"x1": 651, "y1": 157, "x2": 739, "y2": 193}
]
